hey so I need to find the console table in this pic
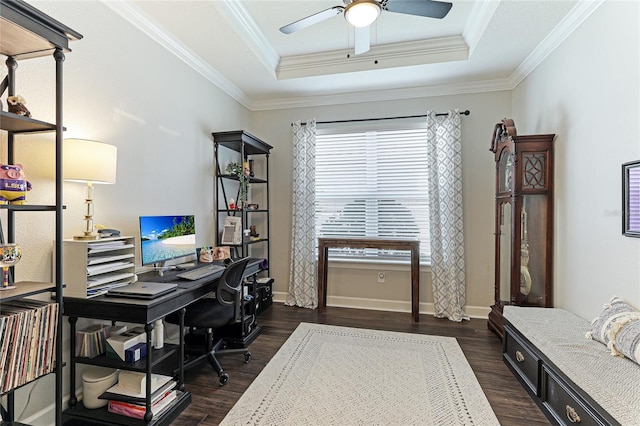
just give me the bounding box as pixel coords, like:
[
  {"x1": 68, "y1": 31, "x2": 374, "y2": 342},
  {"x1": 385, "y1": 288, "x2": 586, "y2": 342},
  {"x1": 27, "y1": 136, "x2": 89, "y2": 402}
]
[{"x1": 317, "y1": 237, "x2": 420, "y2": 322}]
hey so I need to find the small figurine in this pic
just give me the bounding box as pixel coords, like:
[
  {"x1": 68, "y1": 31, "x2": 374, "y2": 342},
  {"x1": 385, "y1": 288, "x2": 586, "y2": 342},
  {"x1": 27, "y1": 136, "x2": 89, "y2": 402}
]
[
  {"x1": 0, "y1": 164, "x2": 32, "y2": 205},
  {"x1": 199, "y1": 247, "x2": 214, "y2": 263},
  {"x1": 7, "y1": 95, "x2": 31, "y2": 118}
]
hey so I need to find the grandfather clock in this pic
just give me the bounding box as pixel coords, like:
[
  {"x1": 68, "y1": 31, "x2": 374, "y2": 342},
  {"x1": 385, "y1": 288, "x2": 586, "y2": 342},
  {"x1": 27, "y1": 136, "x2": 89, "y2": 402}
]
[{"x1": 488, "y1": 119, "x2": 555, "y2": 338}]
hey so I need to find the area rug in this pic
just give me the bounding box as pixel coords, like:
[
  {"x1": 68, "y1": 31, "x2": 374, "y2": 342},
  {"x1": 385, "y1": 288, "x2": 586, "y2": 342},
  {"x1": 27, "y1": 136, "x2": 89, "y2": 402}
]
[{"x1": 220, "y1": 323, "x2": 499, "y2": 425}]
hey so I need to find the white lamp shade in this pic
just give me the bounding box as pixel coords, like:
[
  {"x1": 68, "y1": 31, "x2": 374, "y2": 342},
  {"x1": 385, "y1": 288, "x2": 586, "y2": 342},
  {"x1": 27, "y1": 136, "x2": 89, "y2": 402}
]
[
  {"x1": 345, "y1": 0, "x2": 381, "y2": 27},
  {"x1": 64, "y1": 139, "x2": 117, "y2": 184}
]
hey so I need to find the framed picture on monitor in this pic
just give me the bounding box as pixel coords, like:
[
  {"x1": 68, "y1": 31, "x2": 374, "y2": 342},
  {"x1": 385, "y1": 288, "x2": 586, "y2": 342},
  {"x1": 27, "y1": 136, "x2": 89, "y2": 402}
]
[{"x1": 623, "y1": 160, "x2": 640, "y2": 237}]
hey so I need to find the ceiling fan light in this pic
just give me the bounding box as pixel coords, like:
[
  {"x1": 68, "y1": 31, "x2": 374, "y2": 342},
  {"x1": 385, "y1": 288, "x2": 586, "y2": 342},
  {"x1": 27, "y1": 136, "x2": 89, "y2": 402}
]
[{"x1": 345, "y1": 0, "x2": 381, "y2": 28}]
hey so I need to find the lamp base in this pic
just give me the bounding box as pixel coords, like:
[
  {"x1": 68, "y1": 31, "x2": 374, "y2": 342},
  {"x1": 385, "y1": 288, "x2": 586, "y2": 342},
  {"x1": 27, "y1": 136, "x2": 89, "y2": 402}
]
[{"x1": 73, "y1": 234, "x2": 99, "y2": 241}]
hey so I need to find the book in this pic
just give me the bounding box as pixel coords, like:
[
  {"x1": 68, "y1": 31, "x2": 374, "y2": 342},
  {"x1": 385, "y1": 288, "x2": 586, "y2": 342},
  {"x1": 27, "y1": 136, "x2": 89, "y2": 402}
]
[
  {"x1": 109, "y1": 372, "x2": 173, "y2": 396},
  {"x1": 124, "y1": 342, "x2": 147, "y2": 363},
  {"x1": 107, "y1": 389, "x2": 177, "y2": 420},
  {"x1": 0, "y1": 300, "x2": 60, "y2": 389},
  {"x1": 100, "y1": 378, "x2": 176, "y2": 404},
  {"x1": 44, "y1": 303, "x2": 59, "y2": 377},
  {"x1": 106, "y1": 326, "x2": 146, "y2": 361},
  {"x1": 2, "y1": 305, "x2": 27, "y2": 391},
  {"x1": 0, "y1": 314, "x2": 12, "y2": 389},
  {"x1": 75, "y1": 324, "x2": 110, "y2": 358}
]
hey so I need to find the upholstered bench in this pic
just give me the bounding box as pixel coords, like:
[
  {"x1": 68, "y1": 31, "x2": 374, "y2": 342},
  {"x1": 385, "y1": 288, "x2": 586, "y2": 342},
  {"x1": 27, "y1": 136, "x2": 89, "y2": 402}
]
[{"x1": 503, "y1": 306, "x2": 640, "y2": 425}]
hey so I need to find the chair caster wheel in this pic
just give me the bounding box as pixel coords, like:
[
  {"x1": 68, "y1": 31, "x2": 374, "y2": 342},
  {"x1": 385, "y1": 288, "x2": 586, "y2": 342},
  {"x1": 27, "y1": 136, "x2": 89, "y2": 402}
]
[
  {"x1": 244, "y1": 352, "x2": 252, "y2": 363},
  {"x1": 219, "y1": 373, "x2": 229, "y2": 386}
]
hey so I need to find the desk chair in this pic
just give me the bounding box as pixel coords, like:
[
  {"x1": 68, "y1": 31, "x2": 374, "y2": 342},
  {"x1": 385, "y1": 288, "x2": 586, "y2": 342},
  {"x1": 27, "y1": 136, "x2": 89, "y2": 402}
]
[{"x1": 166, "y1": 257, "x2": 252, "y2": 386}]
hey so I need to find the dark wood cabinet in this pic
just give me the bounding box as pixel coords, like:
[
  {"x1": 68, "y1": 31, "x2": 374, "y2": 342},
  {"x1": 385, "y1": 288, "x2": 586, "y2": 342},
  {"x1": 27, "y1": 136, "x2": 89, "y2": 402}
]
[{"x1": 488, "y1": 119, "x2": 555, "y2": 338}]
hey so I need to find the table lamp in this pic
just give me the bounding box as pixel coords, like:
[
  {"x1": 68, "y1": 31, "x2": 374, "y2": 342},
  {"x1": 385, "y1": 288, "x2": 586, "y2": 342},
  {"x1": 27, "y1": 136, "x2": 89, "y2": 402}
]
[{"x1": 64, "y1": 139, "x2": 117, "y2": 240}]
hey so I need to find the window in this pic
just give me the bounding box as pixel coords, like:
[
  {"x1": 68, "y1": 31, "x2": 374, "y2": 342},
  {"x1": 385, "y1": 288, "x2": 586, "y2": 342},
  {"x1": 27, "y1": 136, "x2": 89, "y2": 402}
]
[{"x1": 315, "y1": 126, "x2": 430, "y2": 263}]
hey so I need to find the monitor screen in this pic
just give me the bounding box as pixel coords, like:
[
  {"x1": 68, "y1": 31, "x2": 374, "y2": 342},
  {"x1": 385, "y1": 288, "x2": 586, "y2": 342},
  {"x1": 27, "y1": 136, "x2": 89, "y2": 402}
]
[{"x1": 139, "y1": 215, "x2": 197, "y2": 266}]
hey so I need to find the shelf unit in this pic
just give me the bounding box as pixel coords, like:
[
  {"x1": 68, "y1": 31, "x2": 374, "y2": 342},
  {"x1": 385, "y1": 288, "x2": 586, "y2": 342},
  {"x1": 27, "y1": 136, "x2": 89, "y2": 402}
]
[
  {"x1": 0, "y1": 1, "x2": 82, "y2": 424},
  {"x1": 63, "y1": 236, "x2": 136, "y2": 299},
  {"x1": 212, "y1": 130, "x2": 272, "y2": 275},
  {"x1": 63, "y1": 328, "x2": 190, "y2": 426},
  {"x1": 212, "y1": 131, "x2": 273, "y2": 345}
]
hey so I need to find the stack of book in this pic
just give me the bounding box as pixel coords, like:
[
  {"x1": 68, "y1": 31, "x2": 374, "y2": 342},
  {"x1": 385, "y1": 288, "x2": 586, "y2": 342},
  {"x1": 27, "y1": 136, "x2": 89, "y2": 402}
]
[
  {"x1": 0, "y1": 300, "x2": 59, "y2": 393},
  {"x1": 75, "y1": 324, "x2": 127, "y2": 358},
  {"x1": 101, "y1": 372, "x2": 177, "y2": 420}
]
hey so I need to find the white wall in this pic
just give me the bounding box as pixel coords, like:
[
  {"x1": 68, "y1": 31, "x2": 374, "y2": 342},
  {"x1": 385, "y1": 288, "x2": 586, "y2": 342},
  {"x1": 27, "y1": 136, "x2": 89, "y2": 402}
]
[
  {"x1": 512, "y1": 1, "x2": 640, "y2": 320},
  {"x1": 250, "y1": 91, "x2": 511, "y2": 317},
  {"x1": 2, "y1": 1, "x2": 250, "y2": 423}
]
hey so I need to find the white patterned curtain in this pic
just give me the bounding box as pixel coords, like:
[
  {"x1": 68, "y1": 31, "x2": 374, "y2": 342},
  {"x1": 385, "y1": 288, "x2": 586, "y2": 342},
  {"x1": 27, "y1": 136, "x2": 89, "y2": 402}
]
[
  {"x1": 286, "y1": 120, "x2": 318, "y2": 309},
  {"x1": 426, "y1": 110, "x2": 469, "y2": 322}
]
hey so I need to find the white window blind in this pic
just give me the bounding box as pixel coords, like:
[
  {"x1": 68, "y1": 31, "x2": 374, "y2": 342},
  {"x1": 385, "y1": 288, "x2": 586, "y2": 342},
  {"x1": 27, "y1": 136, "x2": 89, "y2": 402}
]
[{"x1": 315, "y1": 127, "x2": 430, "y2": 263}]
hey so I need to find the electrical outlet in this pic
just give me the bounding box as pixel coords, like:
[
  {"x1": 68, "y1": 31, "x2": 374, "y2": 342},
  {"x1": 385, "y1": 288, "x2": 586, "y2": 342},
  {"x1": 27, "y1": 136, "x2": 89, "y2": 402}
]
[{"x1": 377, "y1": 272, "x2": 385, "y2": 283}]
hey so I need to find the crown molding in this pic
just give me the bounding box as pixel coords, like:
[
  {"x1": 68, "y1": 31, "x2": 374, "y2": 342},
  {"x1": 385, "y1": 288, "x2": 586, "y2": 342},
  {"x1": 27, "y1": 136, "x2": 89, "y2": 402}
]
[
  {"x1": 251, "y1": 77, "x2": 512, "y2": 111},
  {"x1": 508, "y1": 0, "x2": 604, "y2": 88},
  {"x1": 101, "y1": 0, "x2": 252, "y2": 109},
  {"x1": 254, "y1": 0, "x2": 605, "y2": 111},
  {"x1": 213, "y1": 0, "x2": 279, "y2": 76},
  {"x1": 277, "y1": 36, "x2": 469, "y2": 80},
  {"x1": 102, "y1": 0, "x2": 604, "y2": 112}
]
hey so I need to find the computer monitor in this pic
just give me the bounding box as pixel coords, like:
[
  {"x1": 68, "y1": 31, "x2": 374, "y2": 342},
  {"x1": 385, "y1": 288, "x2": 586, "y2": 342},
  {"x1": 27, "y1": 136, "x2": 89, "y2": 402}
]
[{"x1": 139, "y1": 215, "x2": 197, "y2": 268}]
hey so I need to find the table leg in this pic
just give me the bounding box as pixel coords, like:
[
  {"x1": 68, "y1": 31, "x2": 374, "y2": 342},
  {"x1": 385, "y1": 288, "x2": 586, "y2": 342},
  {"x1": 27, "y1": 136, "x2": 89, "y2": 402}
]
[
  {"x1": 411, "y1": 246, "x2": 420, "y2": 322},
  {"x1": 317, "y1": 243, "x2": 327, "y2": 313},
  {"x1": 144, "y1": 323, "x2": 153, "y2": 423},
  {"x1": 68, "y1": 316, "x2": 78, "y2": 407},
  {"x1": 178, "y1": 308, "x2": 185, "y2": 392}
]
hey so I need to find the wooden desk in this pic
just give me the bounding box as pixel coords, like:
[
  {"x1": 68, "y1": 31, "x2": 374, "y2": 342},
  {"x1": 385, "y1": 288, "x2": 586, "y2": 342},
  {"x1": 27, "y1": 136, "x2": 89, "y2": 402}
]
[
  {"x1": 317, "y1": 237, "x2": 420, "y2": 322},
  {"x1": 63, "y1": 259, "x2": 262, "y2": 425}
]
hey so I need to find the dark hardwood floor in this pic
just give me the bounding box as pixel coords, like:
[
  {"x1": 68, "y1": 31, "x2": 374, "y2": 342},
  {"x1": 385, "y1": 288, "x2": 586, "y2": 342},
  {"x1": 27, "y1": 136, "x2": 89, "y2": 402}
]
[{"x1": 172, "y1": 303, "x2": 550, "y2": 425}]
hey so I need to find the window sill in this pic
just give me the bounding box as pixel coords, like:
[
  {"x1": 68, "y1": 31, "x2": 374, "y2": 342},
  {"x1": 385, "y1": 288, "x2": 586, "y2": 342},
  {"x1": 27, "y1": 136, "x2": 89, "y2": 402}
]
[{"x1": 321, "y1": 257, "x2": 431, "y2": 272}]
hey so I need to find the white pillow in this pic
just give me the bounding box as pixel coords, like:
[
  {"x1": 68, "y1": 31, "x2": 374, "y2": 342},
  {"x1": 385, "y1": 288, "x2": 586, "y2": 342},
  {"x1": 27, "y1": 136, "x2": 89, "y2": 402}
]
[
  {"x1": 609, "y1": 316, "x2": 640, "y2": 364},
  {"x1": 585, "y1": 296, "x2": 640, "y2": 348}
]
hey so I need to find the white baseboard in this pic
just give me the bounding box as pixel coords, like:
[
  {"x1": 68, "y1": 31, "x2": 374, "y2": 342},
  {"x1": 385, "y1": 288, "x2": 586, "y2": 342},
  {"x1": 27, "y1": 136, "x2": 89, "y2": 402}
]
[{"x1": 272, "y1": 291, "x2": 490, "y2": 319}]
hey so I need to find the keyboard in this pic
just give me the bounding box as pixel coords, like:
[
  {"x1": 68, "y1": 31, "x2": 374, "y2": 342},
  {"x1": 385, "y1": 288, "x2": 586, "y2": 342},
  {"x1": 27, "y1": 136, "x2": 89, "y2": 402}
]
[{"x1": 176, "y1": 264, "x2": 225, "y2": 281}]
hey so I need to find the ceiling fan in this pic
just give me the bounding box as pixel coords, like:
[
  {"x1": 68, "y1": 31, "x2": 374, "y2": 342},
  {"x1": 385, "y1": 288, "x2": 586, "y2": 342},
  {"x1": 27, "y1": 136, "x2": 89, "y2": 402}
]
[{"x1": 279, "y1": 0, "x2": 453, "y2": 55}]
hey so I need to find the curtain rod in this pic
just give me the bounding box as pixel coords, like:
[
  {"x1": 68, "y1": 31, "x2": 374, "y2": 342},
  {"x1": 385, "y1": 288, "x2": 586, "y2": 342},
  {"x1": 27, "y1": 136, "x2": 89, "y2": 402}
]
[{"x1": 295, "y1": 109, "x2": 470, "y2": 126}]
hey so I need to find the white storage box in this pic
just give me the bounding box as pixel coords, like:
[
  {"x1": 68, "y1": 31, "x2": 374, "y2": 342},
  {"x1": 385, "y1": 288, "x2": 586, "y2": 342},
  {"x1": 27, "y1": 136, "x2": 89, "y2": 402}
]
[{"x1": 82, "y1": 367, "x2": 119, "y2": 409}]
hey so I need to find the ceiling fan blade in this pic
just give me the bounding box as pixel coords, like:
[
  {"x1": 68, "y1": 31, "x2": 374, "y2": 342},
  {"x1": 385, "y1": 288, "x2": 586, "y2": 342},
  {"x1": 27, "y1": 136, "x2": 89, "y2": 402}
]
[
  {"x1": 384, "y1": 0, "x2": 453, "y2": 19},
  {"x1": 279, "y1": 6, "x2": 344, "y2": 34},
  {"x1": 354, "y1": 26, "x2": 370, "y2": 55}
]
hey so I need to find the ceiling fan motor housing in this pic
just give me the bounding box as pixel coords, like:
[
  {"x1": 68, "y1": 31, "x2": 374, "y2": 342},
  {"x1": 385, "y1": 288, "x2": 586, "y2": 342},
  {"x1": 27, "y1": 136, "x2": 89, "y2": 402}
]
[{"x1": 344, "y1": 0, "x2": 382, "y2": 27}]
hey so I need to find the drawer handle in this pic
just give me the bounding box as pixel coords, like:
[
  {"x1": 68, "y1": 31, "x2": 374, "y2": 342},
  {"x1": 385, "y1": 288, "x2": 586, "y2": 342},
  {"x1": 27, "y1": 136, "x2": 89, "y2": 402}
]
[
  {"x1": 566, "y1": 405, "x2": 581, "y2": 423},
  {"x1": 515, "y1": 350, "x2": 525, "y2": 362}
]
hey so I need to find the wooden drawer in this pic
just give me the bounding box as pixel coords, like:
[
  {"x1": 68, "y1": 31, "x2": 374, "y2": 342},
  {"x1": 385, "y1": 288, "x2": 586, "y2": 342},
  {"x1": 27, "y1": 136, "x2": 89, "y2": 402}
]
[
  {"x1": 542, "y1": 365, "x2": 607, "y2": 426},
  {"x1": 504, "y1": 325, "x2": 541, "y2": 395}
]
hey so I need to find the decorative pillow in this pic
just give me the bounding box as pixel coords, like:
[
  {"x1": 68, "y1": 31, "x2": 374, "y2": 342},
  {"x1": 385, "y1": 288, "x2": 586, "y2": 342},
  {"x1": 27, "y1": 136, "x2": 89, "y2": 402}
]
[
  {"x1": 608, "y1": 317, "x2": 640, "y2": 364},
  {"x1": 585, "y1": 296, "x2": 640, "y2": 347}
]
